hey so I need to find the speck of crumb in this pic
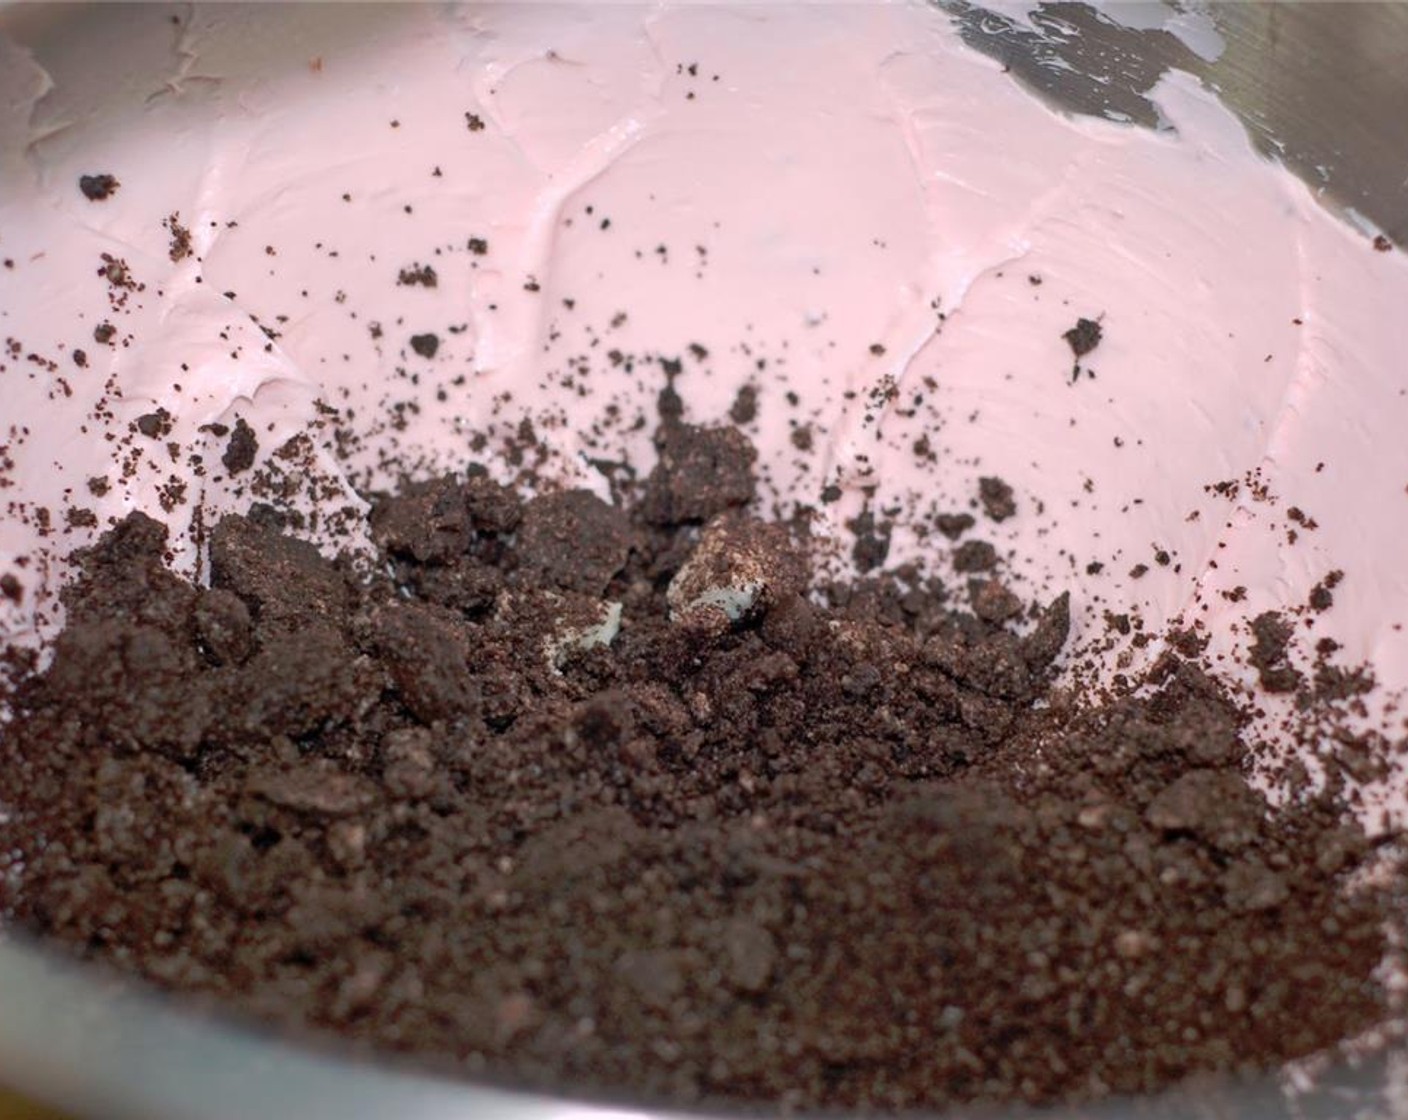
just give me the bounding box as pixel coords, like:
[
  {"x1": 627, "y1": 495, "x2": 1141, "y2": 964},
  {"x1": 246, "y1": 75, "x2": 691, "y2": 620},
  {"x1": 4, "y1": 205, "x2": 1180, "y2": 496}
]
[{"x1": 1064, "y1": 317, "x2": 1103, "y2": 358}]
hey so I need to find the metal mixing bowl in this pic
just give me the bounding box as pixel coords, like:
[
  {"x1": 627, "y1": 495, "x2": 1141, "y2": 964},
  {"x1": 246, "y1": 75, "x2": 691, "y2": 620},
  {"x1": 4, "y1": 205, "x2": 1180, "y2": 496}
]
[{"x1": 0, "y1": 3, "x2": 1404, "y2": 1117}]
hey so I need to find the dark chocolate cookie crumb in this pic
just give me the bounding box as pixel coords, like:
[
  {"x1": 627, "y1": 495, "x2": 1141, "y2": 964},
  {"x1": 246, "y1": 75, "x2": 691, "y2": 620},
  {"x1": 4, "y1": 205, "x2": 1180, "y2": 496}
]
[
  {"x1": 952, "y1": 538, "x2": 997, "y2": 572},
  {"x1": 398, "y1": 264, "x2": 438, "y2": 288},
  {"x1": 846, "y1": 506, "x2": 892, "y2": 573},
  {"x1": 221, "y1": 418, "x2": 259, "y2": 475},
  {"x1": 978, "y1": 475, "x2": 1016, "y2": 522},
  {"x1": 0, "y1": 426, "x2": 1392, "y2": 1117},
  {"x1": 515, "y1": 489, "x2": 630, "y2": 595},
  {"x1": 370, "y1": 475, "x2": 474, "y2": 564},
  {"x1": 729, "y1": 384, "x2": 758, "y2": 425},
  {"x1": 1309, "y1": 570, "x2": 1344, "y2": 612},
  {"x1": 78, "y1": 173, "x2": 120, "y2": 201},
  {"x1": 1249, "y1": 610, "x2": 1303, "y2": 693},
  {"x1": 641, "y1": 422, "x2": 756, "y2": 525},
  {"x1": 410, "y1": 332, "x2": 440, "y2": 359},
  {"x1": 164, "y1": 213, "x2": 193, "y2": 262},
  {"x1": 935, "y1": 511, "x2": 975, "y2": 540},
  {"x1": 134, "y1": 409, "x2": 173, "y2": 439},
  {"x1": 1063, "y1": 316, "x2": 1103, "y2": 357}
]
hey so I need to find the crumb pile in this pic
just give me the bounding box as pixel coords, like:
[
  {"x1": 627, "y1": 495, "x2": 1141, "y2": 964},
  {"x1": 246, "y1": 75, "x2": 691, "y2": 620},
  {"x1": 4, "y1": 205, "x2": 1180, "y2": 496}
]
[{"x1": 0, "y1": 412, "x2": 1391, "y2": 1112}]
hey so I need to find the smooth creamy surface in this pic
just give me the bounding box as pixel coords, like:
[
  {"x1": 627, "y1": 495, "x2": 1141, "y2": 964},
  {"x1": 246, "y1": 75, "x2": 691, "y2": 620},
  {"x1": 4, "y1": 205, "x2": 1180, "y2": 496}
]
[{"x1": 2, "y1": 4, "x2": 1408, "y2": 748}]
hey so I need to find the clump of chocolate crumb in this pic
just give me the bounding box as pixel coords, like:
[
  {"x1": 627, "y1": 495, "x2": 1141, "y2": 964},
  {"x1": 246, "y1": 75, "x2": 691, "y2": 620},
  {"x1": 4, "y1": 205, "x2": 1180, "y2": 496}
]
[
  {"x1": 133, "y1": 409, "x2": 173, "y2": 439},
  {"x1": 845, "y1": 505, "x2": 892, "y2": 573},
  {"x1": 935, "y1": 511, "x2": 975, "y2": 540},
  {"x1": 1248, "y1": 610, "x2": 1302, "y2": 693},
  {"x1": 0, "y1": 422, "x2": 1394, "y2": 1116},
  {"x1": 953, "y1": 538, "x2": 997, "y2": 572},
  {"x1": 978, "y1": 475, "x2": 1016, "y2": 522},
  {"x1": 729, "y1": 384, "x2": 758, "y2": 425},
  {"x1": 221, "y1": 418, "x2": 259, "y2": 475},
  {"x1": 1063, "y1": 316, "x2": 1103, "y2": 381},
  {"x1": 410, "y1": 332, "x2": 440, "y2": 359},
  {"x1": 1063, "y1": 316, "x2": 1103, "y2": 358},
  {"x1": 1309, "y1": 570, "x2": 1344, "y2": 612},
  {"x1": 78, "y1": 173, "x2": 120, "y2": 201},
  {"x1": 641, "y1": 420, "x2": 756, "y2": 525},
  {"x1": 516, "y1": 489, "x2": 630, "y2": 595},
  {"x1": 398, "y1": 263, "x2": 438, "y2": 288},
  {"x1": 164, "y1": 212, "x2": 193, "y2": 262}
]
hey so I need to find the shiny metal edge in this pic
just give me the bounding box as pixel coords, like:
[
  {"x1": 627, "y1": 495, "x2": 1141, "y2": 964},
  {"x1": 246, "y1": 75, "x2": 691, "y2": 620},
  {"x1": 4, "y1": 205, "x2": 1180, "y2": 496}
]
[{"x1": 940, "y1": 0, "x2": 1408, "y2": 245}]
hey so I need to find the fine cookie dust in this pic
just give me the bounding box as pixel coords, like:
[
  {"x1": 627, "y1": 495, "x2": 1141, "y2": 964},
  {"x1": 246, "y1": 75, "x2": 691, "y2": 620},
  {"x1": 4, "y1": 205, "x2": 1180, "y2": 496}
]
[{"x1": 2, "y1": 0, "x2": 1408, "y2": 1114}]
